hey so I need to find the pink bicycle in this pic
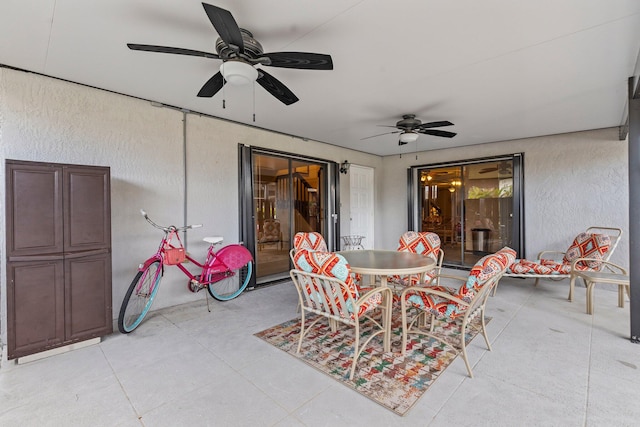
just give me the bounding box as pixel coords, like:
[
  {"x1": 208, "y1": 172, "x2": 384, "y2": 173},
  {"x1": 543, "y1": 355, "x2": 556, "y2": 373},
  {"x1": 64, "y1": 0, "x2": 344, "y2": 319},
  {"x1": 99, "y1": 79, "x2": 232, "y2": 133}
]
[{"x1": 118, "y1": 210, "x2": 253, "y2": 333}]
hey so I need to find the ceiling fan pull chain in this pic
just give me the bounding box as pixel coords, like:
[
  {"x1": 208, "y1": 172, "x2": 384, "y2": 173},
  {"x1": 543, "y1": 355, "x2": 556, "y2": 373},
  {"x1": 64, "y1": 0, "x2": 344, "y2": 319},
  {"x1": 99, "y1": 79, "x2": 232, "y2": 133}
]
[
  {"x1": 253, "y1": 80, "x2": 256, "y2": 122},
  {"x1": 222, "y1": 77, "x2": 226, "y2": 109}
]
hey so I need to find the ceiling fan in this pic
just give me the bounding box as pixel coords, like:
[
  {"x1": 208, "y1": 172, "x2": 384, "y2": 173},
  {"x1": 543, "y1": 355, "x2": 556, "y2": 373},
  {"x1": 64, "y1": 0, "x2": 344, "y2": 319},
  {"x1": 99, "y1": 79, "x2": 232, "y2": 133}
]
[
  {"x1": 479, "y1": 161, "x2": 512, "y2": 174},
  {"x1": 362, "y1": 114, "x2": 457, "y2": 145},
  {"x1": 127, "y1": 3, "x2": 333, "y2": 105}
]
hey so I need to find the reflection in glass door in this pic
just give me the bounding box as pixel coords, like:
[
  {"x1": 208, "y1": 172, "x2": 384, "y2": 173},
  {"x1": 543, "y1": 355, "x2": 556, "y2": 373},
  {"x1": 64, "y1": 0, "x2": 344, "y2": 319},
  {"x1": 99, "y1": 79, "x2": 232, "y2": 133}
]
[
  {"x1": 253, "y1": 153, "x2": 325, "y2": 283},
  {"x1": 416, "y1": 156, "x2": 522, "y2": 268}
]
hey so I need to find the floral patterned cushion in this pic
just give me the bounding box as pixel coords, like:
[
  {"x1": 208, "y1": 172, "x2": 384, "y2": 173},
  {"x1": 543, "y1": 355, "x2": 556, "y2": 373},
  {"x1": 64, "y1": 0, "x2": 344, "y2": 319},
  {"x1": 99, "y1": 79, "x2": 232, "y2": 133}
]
[
  {"x1": 292, "y1": 249, "x2": 381, "y2": 319},
  {"x1": 405, "y1": 247, "x2": 515, "y2": 319},
  {"x1": 389, "y1": 231, "x2": 441, "y2": 286},
  {"x1": 293, "y1": 232, "x2": 328, "y2": 252}
]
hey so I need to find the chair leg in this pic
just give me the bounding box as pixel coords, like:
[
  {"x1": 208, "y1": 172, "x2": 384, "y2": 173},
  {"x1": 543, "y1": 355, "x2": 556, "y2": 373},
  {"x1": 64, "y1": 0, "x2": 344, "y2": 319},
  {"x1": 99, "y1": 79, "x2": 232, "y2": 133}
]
[
  {"x1": 586, "y1": 281, "x2": 595, "y2": 315},
  {"x1": 618, "y1": 284, "x2": 630, "y2": 308},
  {"x1": 349, "y1": 321, "x2": 360, "y2": 380},
  {"x1": 460, "y1": 319, "x2": 474, "y2": 378},
  {"x1": 568, "y1": 275, "x2": 576, "y2": 302},
  {"x1": 296, "y1": 311, "x2": 306, "y2": 353},
  {"x1": 480, "y1": 309, "x2": 492, "y2": 352}
]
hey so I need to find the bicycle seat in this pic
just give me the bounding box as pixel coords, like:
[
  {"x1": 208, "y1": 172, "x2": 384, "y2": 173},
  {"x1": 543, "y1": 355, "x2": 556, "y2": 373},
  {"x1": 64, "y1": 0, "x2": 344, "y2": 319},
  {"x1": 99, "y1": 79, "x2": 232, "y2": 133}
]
[{"x1": 203, "y1": 236, "x2": 224, "y2": 245}]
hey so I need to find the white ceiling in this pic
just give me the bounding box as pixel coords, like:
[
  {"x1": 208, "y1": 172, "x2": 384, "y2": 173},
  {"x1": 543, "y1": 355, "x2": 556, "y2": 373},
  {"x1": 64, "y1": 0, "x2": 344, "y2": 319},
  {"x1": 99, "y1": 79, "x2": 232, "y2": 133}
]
[{"x1": 2, "y1": 1, "x2": 639, "y2": 156}]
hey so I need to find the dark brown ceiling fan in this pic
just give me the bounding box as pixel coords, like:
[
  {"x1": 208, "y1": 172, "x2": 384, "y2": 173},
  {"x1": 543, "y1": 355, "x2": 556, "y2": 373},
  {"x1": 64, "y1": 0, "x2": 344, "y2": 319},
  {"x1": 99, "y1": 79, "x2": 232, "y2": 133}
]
[
  {"x1": 127, "y1": 3, "x2": 333, "y2": 105},
  {"x1": 362, "y1": 114, "x2": 457, "y2": 145}
]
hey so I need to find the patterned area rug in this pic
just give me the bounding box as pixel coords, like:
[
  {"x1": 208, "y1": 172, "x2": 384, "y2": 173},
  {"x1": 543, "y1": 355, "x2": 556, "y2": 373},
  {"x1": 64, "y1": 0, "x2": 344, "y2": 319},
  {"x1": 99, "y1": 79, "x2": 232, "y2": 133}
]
[{"x1": 254, "y1": 309, "x2": 488, "y2": 416}]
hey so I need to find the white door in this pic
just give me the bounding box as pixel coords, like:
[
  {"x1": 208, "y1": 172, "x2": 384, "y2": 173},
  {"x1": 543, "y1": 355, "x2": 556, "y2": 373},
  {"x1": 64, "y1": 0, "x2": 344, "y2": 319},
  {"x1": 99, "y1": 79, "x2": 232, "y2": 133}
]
[{"x1": 349, "y1": 165, "x2": 374, "y2": 249}]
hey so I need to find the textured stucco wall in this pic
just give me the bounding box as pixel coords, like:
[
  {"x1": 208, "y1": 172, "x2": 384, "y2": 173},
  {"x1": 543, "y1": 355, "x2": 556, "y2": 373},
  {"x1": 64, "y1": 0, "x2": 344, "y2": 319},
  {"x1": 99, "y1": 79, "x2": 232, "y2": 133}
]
[{"x1": 379, "y1": 128, "x2": 629, "y2": 269}]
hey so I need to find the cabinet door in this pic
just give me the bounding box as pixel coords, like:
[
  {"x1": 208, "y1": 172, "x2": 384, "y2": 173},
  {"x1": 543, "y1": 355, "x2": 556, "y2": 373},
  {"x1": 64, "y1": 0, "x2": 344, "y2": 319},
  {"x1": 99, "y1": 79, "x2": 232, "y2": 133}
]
[
  {"x1": 64, "y1": 166, "x2": 111, "y2": 252},
  {"x1": 6, "y1": 162, "x2": 63, "y2": 257},
  {"x1": 7, "y1": 260, "x2": 65, "y2": 359},
  {"x1": 65, "y1": 252, "x2": 113, "y2": 340}
]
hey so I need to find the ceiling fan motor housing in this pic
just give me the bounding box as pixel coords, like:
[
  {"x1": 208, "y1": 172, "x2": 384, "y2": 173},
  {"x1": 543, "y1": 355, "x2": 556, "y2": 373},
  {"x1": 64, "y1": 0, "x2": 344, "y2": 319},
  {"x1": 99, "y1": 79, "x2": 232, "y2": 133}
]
[
  {"x1": 396, "y1": 114, "x2": 422, "y2": 130},
  {"x1": 215, "y1": 29, "x2": 264, "y2": 61}
]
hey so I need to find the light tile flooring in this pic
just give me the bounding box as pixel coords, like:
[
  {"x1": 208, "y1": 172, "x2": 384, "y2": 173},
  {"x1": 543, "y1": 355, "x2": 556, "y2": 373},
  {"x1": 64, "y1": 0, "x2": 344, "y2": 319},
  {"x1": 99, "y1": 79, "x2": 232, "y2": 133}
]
[{"x1": 1, "y1": 273, "x2": 639, "y2": 426}]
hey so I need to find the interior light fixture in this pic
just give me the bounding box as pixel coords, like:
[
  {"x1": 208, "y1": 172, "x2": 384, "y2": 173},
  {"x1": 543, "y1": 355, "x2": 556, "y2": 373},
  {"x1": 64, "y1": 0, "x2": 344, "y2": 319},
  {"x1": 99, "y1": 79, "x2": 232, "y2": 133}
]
[
  {"x1": 219, "y1": 60, "x2": 258, "y2": 85},
  {"x1": 339, "y1": 160, "x2": 350, "y2": 174},
  {"x1": 399, "y1": 131, "x2": 419, "y2": 144}
]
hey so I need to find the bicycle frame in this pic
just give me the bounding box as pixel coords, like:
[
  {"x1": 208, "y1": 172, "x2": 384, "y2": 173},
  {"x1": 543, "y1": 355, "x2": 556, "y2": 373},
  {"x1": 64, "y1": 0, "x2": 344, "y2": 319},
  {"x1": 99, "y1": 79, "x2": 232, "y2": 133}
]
[
  {"x1": 138, "y1": 210, "x2": 248, "y2": 290},
  {"x1": 138, "y1": 232, "x2": 237, "y2": 289}
]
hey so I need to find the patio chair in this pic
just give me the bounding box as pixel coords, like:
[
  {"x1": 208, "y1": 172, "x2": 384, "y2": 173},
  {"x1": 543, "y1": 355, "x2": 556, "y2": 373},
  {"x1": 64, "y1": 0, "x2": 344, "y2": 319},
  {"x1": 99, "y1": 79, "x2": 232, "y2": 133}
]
[
  {"x1": 504, "y1": 227, "x2": 622, "y2": 299},
  {"x1": 400, "y1": 246, "x2": 516, "y2": 378},
  {"x1": 388, "y1": 231, "x2": 444, "y2": 290},
  {"x1": 290, "y1": 249, "x2": 392, "y2": 380}
]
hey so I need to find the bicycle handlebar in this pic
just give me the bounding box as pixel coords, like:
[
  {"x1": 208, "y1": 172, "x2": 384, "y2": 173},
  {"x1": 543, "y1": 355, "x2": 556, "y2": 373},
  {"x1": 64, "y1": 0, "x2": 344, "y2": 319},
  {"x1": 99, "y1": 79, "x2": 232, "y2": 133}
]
[{"x1": 140, "y1": 209, "x2": 202, "y2": 233}]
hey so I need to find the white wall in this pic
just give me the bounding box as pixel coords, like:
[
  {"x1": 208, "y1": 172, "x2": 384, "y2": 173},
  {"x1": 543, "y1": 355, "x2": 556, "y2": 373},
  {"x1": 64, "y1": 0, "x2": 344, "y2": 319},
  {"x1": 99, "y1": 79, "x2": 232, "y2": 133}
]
[
  {"x1": 0, "y1": 68, "x2": 381, "y2": 351},
  {"x1": 379, "y1": 128, "x2": 629, "y2": 269}
]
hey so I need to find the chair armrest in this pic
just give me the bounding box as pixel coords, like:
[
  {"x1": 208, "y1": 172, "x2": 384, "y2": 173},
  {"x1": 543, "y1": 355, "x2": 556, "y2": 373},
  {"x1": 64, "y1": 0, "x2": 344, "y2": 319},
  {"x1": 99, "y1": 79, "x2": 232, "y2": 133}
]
[
  {"x1": 431, "y1": 273, "x2": 467, "y2": 283},
  {"x1": 570, "y1": 258, "x2": 627, "y2": 275},
  {"x1": 400, "y1": 284, "x2": 470, "y2": 308},
  {"x1": 420, "y1": 273, "x2": 466, "y2": 288},
  {"x1": 537, "y1": 250, "x2": 566, "y2": 260}
]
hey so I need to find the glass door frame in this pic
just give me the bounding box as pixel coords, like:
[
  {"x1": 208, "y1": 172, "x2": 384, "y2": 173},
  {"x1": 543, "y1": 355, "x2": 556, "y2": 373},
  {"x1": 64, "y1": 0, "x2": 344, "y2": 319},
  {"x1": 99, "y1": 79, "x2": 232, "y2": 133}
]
[
  {"x1": 238, "y1": 145, "x2": 340, "y2": 288},
  {"x1": 408, "y1": 153, "x2": 524, "y2": 268}
]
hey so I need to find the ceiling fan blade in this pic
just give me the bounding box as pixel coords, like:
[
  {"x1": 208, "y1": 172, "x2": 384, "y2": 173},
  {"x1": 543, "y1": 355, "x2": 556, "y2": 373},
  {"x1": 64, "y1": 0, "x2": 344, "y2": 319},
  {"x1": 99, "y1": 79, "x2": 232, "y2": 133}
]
[
  {"x1": 360, "y1": 131, "x2": 401, "y2": 140},
  {"x1": 418, "y1": 129, "x2": 457, "y2": 138},
  {"x1": 418, "y1": 120, "x2": 454, "y2": 129},
  {"x1": 256, "y1": 69, "x2": 299, "y2": 105},
  {"x1": 127, "y1": 44, "x2": 220, "y2": 59},
  {"x1": 202, "y1": 3, "x2": 244, "y2": 54},
  {"x1": 197, "y1": 72, "x2": 224, "y2": 97},
  {"x1": 263, "y1": 52, "x2": 333, "y2": 70}
]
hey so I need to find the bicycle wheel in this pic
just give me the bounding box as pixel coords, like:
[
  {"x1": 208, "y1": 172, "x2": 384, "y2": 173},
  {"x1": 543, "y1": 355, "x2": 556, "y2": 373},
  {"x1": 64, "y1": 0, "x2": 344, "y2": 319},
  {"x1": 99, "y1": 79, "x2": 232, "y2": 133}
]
[
  {"x1": 118, "y1": 261, "x2": 162, "y2": 333},
  {"x1": 206, "y1": 245, "x2": 253, "y2": 301}
]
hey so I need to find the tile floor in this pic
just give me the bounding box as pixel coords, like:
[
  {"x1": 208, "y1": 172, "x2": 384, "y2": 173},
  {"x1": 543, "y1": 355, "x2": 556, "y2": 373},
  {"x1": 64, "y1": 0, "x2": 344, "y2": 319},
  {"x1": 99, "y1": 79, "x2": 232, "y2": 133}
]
[{"x1": 1, "y1": 273, "x2": 639, "y2": 426}]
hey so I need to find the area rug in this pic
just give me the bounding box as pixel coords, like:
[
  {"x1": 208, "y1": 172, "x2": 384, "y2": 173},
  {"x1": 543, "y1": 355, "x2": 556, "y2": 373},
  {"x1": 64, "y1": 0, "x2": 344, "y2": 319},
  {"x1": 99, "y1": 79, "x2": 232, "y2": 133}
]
[{"x1": 254, "y1": 309, "x2": 488, "y2": 416}]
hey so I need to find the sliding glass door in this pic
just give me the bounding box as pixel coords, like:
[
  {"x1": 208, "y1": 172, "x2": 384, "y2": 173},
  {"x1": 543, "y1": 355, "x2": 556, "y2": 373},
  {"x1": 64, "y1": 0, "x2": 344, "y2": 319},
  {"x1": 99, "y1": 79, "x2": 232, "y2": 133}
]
[
  {"x1": 412, "y1": 155, "x2": 523, "y2": 268},
  {"x1": 240, "y1": 146, "x2": 338, "y2": 285}
]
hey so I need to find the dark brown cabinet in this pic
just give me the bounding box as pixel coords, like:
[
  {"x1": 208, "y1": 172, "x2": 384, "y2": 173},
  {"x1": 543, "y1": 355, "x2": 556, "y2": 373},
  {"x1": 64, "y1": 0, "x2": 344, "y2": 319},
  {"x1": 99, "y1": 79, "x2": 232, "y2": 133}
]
[{"x1": 6, "y1": 160, "x2": 112, "y2": 359}]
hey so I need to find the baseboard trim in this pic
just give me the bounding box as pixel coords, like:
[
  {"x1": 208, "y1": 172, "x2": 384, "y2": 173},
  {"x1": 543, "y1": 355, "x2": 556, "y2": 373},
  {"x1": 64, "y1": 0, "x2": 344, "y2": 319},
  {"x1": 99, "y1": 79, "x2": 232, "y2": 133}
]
[{"x1": 16, "y1": 337, "x2": 101, "y2": 365}]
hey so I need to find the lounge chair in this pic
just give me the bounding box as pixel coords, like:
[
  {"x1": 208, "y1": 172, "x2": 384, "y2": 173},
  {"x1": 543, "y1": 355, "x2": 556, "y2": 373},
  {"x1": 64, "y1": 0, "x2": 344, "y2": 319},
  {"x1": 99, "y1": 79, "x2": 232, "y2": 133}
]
[{"x1": 504, "y1": 227, "x2": 622, "y2": 298}]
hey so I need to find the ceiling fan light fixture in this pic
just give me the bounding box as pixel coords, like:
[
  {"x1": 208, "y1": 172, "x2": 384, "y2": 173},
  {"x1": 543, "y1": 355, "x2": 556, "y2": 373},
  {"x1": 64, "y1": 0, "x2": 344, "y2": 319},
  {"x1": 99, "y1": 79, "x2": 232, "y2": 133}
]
[
  {"x1": 399, "y1": 131, "x2": 419, "y2": 144},
  {"x1": 220, "y1": 60, "x2": 258, "y2": 85}
]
